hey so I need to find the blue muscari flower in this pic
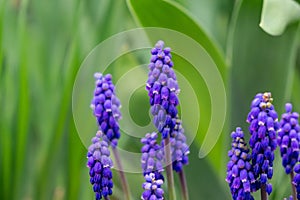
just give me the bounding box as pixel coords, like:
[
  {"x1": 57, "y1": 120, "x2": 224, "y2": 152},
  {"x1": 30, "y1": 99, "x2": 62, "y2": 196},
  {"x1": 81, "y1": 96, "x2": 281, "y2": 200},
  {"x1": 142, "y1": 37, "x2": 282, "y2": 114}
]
[
  {"x1": 142, "y1": 172, "x2": 165, "y2": 200},
  {"x1": 147, "y1": 40, "x2": 189, "y2": 173},
  {"x1": 293, "y1": 164, "x2": 300, "y2": 200},
  {"x1": 169, "y1": 118, "x2": 189, "y2": 172},
  {"x1": 278, "y1": 103, "x2": 300, "y2": 174},
  {"x1": 141, "y1": 132, "x2": 165, "y2": 199},
  {"x1": 146, "y1": 40, "x2": 180, "y2": 139},
  {"x1": 141, "y1": 132, "x2": 164, "y2": 173},
  {"x1": 246, "y1": 92, "x2": 279, "y2": 195},
  {"x1": 91, "y1": 73, "x2": 122, "y2": 148},
  {"x1": 87, "y1": 131, "x2": 114, "y2": 200},
  {"x1": 226, "y1": 127, "x2": 255, "y2": 200}
]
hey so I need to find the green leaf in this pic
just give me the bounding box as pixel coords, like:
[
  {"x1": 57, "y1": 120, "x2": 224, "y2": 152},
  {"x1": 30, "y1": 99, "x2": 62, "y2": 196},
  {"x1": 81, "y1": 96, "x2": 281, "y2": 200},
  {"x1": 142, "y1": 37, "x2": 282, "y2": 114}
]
[
  {"x1": 126, "y1": 0, "x2": 227, "y2": 77},
  {"x1": 260, "y1": 0, "x2": 300, "y2": 36},
  {"x1": 291, "y1": 68, "x2": 300, "y2": 112},
  {"x1": 183, "y1": 145, "x2": 231, "y2": 199},
  {"x1": 174, "y1": 0, "x2": 234, "y2": 52}
]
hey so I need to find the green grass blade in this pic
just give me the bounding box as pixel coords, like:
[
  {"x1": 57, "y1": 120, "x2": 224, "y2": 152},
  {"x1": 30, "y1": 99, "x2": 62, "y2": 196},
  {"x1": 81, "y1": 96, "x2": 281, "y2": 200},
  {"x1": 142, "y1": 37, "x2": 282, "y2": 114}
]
[
  {"x1": 0, "y1": 0, "x2": 6, "y2": 78},
  {"x1": 14, "y1": 0, "x2": 30, "y2": 198},
  {"x1": 66, "y1": 119, "x2": 85, "y2": 200}
]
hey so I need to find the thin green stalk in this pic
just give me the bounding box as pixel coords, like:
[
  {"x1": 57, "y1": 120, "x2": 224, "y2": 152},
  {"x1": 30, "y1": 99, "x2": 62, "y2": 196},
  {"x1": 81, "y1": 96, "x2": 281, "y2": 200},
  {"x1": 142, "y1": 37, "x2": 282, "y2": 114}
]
[
  {"x1": 15, "y1": 0, "x2": 30, "y2": 198},
  {"x1": 1, "y1": 123, "x2": 12, "y2": 200},
  {"x1": 261, "y1": 184, "x2": 267, "y2": 200},
  {"x1": 0, "y1": 0, "x2": 6, "y2": 79},
  {"x1": 164, "y1": 135, "x2": 176, "y2": 200},
  {"x1": 178, "y1": 170, "x2": 189, "y2": 200},
  {"x1": 112, "y1": 148, "x2": 131, "y2": 200},
  {"x1": 67, "y1": 120, "x2": 85, "y2": 200},
  {"x1": 1, "y1": 34, "x2": 15, "y2": 199},
  {"x1": 225, "y1": 0, "x2": 243, "y2": 66},
  {"x1": 291, "y1": 172, "x2": 297, "y2": 200}
]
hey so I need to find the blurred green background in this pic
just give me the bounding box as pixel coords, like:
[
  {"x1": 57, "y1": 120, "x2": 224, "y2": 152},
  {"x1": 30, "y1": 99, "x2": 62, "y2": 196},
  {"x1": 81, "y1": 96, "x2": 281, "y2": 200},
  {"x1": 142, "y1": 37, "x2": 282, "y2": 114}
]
[{"x1": 0, "y1": 0, "x2": 300, "y2": 199}]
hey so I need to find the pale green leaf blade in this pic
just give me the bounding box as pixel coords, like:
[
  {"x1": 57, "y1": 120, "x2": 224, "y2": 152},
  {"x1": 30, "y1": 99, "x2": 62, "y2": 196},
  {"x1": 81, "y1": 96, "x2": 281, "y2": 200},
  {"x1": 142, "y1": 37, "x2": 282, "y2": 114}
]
[{"x1": 260, "y1": 0, "x2": 300, "y2": 35}]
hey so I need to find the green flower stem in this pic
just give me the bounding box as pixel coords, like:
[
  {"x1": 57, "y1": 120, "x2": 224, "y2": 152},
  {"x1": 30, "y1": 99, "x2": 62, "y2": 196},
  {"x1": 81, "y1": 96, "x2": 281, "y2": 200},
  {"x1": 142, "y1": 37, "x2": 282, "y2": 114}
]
[
  {"x1": 164, "y1": 135, "x2": 176, "y2": 200},
  {"x1": 112, "y1": 148, "x2": 131, "y2": 200},
  {"x1": 261, "y1": 184, "x2": 267, "y2": 200},
  {"x1": 179, "y1": 170, "x2": 189, "y2": 200},
  {"x1": 291, "y1": 172, "x2": 297, "y2": 200}
]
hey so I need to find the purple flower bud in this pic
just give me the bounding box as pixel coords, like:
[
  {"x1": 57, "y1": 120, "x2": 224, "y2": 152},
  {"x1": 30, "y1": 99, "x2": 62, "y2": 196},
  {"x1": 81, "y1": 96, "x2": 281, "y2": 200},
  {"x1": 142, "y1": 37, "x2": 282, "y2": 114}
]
[
  {"x1": 168, "y1": 119, "x2": 190, "y2": 172},
  {"x1": 251, "y1": 97, "x2": 261, "y2": 107},
  {"x1": 266, "y1": 183, "x2": 272, "y2": 195},
  {"x1": 146, "y1": 40, "x2": 181, "y2": 139},
  {"x1": 87, "y1": 132, "x2": 114, "y2": 199},
  {"x1": 286, "y1": 103, "x2": 293, "y2": 113},
  {"x1": 247, "y1": 92, "x2": 279, "y2": 194},
  {"x1": 141, "y1": 132, "x2": 164, "y2": 173},
  {"x1": 91, "y1": 73, "x2": 122, "y2": 147},
  {"x1": 146, "y1": 41, "x2": 189, "y2": 173},
  {"x1": 267, "y1": 167, "x2": 273, "y2": 179},
  {"x1": 260, "y1": 173, "x2": 267, "y2": 184},
  {"x1": 142, "y1": 172, "x2": 164, "y2": 200},
  {"x1": 278, "y1": 103, "x2": 300, "y2": 174},
  {"x1": 226, "y1": 127, "x2": 255, "y2": 199}
]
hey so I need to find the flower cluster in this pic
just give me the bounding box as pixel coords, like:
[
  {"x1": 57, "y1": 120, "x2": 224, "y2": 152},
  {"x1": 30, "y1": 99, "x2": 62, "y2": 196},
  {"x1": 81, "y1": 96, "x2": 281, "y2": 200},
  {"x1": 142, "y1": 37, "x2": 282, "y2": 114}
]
[
  {"x1": 141, "y1": 40, "x2": 191, "y2": 198},
  {"x1": 170, "y1": 118, "x2": 189, "y2": 172},
  {"x1": 146, "y1": 40, "x2": 189, "y2": 172},
  {"x1": 146, "y1": 40, "x2": 179, "y2": 139},
  {"x1": 278, "y1": 103, "x2": 300, "y2": 174},
  {"x1": 246, "y1": 92, "x2": 279, "y2": 194},
  {"x1": 141, "y1": 132, "x2": 164, "y2": 173},
  {"x1": 87, "y1": 131, "x2": 114, "y2": 200},
  {"x1": 226, "y1": 127, "x2": 255, "y2": 200},
  {"x1": 87, "y1": 73, "x2": 122, "y2": 199},
  {"x1": 91, "y1": 73, "x2": 122, "y2": 148},
  {"x1": 140, "y1": 132, "x2": 165, "y2": 199},
  {"x1": 142, "y1": 172, "x2": 165, "y2": 200}
]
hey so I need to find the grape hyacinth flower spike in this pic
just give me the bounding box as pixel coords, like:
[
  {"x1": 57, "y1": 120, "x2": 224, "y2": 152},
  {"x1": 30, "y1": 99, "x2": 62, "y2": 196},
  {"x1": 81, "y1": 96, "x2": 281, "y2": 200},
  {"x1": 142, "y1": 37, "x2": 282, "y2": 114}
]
[
  {"x1": 170, "y1": 118, "x2": 189, "y2": 173},
  {"x1": 90, "y1": 73, "x2": 130, "y2": 200},
  {"x1": 146, "y1": 40, "x2": 190, "y2": 200},
  {"x1": 141, "y1": 132, "x2": 164, "y2": 174},
  {"x1": 278, "y1": 103, "x2": 300, "y2": 200},
  {"x1": 91, "y1": 73, "x2": 122, "y2": 148},
  {"x1": 87, "y1": 131, "x2": 113, "y2": 200},
  {"x1": 246, "y1": 92, "x2": 279, "y2": 198},
  {"x1": 146, "y1": 40, "x2": 179, "y2": 139},
  {"x1": 141, "y1": 132, "x2": 165, "y2": 199},
  {"x1": 226, "y1": 127, "x2": 255, "y2": 200},
  {"x1": 147, "y1": 41, "x2": 189, "y2": 172},
  {"x1": 278, "y1": 103, "x2": 300, "y2": 174},
  {"x1": 142, "y1": 172, "x2": 165, "y2": 200}
]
